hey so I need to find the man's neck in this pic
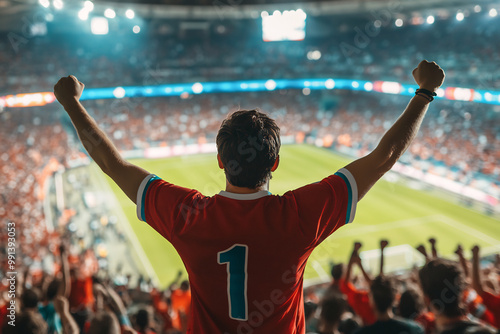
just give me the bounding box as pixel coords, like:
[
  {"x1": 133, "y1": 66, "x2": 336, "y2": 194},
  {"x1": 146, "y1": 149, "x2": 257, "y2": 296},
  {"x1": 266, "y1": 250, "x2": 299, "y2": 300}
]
[
  {"x1": 376, "y1": 309, "x2": 393, "y2": 321},
  {"x1": 225, "y1": 181, "x2": 269, "y2": 194}
]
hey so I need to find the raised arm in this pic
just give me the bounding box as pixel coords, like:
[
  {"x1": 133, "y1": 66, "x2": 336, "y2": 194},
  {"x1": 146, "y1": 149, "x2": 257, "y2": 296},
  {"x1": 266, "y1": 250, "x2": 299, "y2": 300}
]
[
  {"x1": 428, "y1": 237, "x2": 438, "y2": 259},
  {"x1": 344, "y1": 61, "x2": 445, "y2": 200},
  {"x1": 54, "y1": 76, "x2": 149, "y2": 203},
  {"x1": 344, "y1": 242, "x2": 362, "y2": 283},
  {"x1": 58, "y1": 243, "x2": 70, "y2": 298},
  {"x1": 379, "y1": 240, "x2": 388, "y2": 276},
  {"x1": 353, "y1": 250, "x2": 372, "y2": 285},
  {"x1": 471, "y1": 245, "x2": 484, "y2": 295},
  {"x1": 455, "y1": 244, "x2": 470, "y2": 279}
]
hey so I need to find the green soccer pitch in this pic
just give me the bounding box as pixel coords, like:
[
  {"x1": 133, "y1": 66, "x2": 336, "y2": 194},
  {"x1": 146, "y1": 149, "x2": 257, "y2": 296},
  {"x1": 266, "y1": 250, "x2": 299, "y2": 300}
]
[{"x1": 101, "y1": 144, "x2": 500, "y2": 287}]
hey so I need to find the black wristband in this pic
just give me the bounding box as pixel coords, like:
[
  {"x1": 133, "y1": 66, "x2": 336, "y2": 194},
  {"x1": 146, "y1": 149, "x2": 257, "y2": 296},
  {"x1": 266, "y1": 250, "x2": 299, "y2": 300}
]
[
  {"x1": 416, "y1": 93, "x2": 432, "y2": 102},
  {"x1": 415, "y1": 88, "x2": 436, "y2": 102}
]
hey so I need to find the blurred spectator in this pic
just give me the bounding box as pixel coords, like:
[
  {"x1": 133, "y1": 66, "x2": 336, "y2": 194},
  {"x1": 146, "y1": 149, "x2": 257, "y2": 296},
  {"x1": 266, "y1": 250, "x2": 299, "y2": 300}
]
[{"x1": 355, "y1": 276, "x2": 424, "y2": 334}]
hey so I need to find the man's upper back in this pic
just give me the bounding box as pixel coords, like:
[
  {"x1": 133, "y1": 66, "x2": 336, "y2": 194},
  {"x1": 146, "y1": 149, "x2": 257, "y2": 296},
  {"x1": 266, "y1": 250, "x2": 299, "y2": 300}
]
[
  {"x1": 355, "y1": 318, "x2": 424, "y2": 334},
  {"x1": 137, "y1": 169, "x2": 357, "y2": 333}
]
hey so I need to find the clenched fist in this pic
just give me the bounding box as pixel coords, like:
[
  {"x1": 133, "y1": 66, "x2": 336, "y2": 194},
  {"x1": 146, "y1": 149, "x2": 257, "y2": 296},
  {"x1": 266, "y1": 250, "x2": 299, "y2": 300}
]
[
  {"x1": 54, "y1": 75, "x2": 84, "y2": 107},
  {"x1": 412, "y1": 60, "x2": 445, "y2": 92}
]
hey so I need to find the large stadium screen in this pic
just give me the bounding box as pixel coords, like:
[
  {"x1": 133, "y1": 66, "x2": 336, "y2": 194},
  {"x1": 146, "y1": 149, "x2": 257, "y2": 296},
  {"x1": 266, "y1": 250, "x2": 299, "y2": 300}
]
[{"x1": 262, "y1": 9, "x2": 306, "y2": 42}]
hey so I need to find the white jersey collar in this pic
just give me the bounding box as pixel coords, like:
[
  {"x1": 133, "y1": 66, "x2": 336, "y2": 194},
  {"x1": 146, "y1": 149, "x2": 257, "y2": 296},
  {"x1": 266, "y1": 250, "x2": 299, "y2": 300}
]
[{"x1": 218, "y1": 190, "x2": 271, "y2": 200}]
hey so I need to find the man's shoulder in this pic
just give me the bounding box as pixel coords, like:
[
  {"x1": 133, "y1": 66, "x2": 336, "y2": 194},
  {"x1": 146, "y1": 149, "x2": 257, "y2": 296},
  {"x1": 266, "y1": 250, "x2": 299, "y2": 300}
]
[
  {"x1": 355, "y1": 318, "x2": 424, "y2": 334},
  {"x1": 440, "y1": 320, "x2": 497, "y2": 334}
]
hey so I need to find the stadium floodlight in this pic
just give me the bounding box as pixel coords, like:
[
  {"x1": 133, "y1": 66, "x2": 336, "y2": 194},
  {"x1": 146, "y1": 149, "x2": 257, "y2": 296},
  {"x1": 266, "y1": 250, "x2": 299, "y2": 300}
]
[
  {"x1": 133, "y1": 25, "x2": 141, "y2": 34},
  {"x1": 456, "y1": 12, "x2": 464, "y2": 21},
  {"x1": 395, "y1": 18, "x2": 403, "y2": 27},
  {"x1": 262, "y1": 9, "x2": 306, "y2": 42},
  {"x1": 104, "y1": 8, "x2": 116, "y2": 19},
  {"x1": 265, "y1": 79, "x2": 277, "y2": 91},
  {"x1": 78, "y1": 8, "x2": 89, "y2": 20},
  {"x1": 91, "y1": 17, "x2": 109, "y2": 35},
  {"x1": 192, "y1": 83, "x2": 203, "y2": 94},
  {"x1": 126, "y1": 9, "x2": 135, "y2": 19},
  {"x1": 296, "y1": 9, "x2": 307, "y2": 19},
  {"x1": 307, "y1": 50, "x2": 321, "y2": 61},
  {"x1": 489, "y1": 8, "x2": 498, "y2": 17},
  {"x1": 39, "y1": 0, "x2": 50, "y2": 8},
  {"x1": 474, "y1": 5, "x2": 481, "y2": 13},
  {"x1": 426, "y1": 15, "x2": 435, "y2": 24},
  {"x1": 53, "y1": 0, "x2": 63, "y2": 10},
  {"x1": 325, "y1": 79, "x2": 335, "y2": 89},
  {"x1": 113, "y1": 87, "x2": 126, "y2": 99},
  {"x1": 84, "y1": 1, "x2": 94, "y2": 11}
]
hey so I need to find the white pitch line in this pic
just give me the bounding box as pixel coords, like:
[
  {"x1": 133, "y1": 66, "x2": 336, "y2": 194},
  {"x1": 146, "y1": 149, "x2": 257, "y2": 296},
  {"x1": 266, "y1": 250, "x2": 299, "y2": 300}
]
[
  {"x1": 311, "y1": 260, "x2": 330, "y2": 281},
  {"x1": 438, "y1": 215, "x2": 500, "y2": 246},
  {"x1": 92, "y1": 165, "x2": 160, "y2": 285},
  {"x1": 333, "y1": 215, "x2": 443, "y2": 239}
]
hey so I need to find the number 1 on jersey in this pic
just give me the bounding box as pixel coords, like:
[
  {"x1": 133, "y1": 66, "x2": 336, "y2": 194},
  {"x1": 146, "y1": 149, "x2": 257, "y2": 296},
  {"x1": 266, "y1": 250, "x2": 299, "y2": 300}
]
[{"x1": 217, "y1": 244, "x2": 248, "y2": 321}]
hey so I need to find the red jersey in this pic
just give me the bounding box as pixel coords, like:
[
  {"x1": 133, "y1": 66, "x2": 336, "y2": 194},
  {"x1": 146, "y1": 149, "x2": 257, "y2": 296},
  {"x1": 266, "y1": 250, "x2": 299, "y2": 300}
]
[
  {"x1": 339, "y1": 278, "x2": 376, "y2": 326},
  {"x1": 137, "y1": 168, "x2": 357, "y2": 333},
  {"x1": 480, "y1": 291, "x2": 500, "y2": 328}
]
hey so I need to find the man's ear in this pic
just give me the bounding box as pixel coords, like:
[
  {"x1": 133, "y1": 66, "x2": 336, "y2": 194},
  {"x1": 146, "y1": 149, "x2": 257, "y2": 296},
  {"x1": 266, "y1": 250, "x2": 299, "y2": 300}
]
[
  {"x1": 271, "y1": 155, "x2": 280, "y2": 172},
  {"x1": 217, "y1": 154, "x2": 224, "y2": 169}
]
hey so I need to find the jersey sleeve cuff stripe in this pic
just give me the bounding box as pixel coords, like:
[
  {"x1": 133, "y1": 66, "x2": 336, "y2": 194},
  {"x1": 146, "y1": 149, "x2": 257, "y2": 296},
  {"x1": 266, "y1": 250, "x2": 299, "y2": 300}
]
[
  {"x1": 136, "y1": 174, "x2": 160, "y2": 222},
  {"x1": 334, "y1": 168, "x2": 358, "y2": 225}
]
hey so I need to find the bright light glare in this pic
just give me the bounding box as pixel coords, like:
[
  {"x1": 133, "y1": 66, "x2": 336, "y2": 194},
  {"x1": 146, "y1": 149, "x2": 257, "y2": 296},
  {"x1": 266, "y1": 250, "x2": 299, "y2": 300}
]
[
  {"x1": 192, "y1": 83, "x2": 203, "y2": 94},
  {"x1": 91, "y1": 17, "x2": 109, "y2": 35},
  {"x1": 325, "y1": 79, "x2": 335, "y2": 89},
  {"x1": 39, "y1": 0, "x2": 50, "y2": 8},
  {"x1": 78, "y1": 9, "x2": 89, "y2": 20},
  {"x1": 133, "y1": 25, "x2": 140, "y2": 33},
  {"x1": 84, "y1": 1, "x2": 94, "y2": 11},
  {"x1": 426, "y1": 15, "x2": 435, "y2": 24},
  {"x1": 474, "y1": 5, "x2": 481, "y2": 13},
  {"x1": 262, "y1": 9, "x2": 306, "y2": 42},
  {"x1": 265, "y1": 80, "x2": 277, "y2": 91},
  {"x1": 125, "y1": 9, "x2": 135, "y2": 19},
  {"x1": 113, "y1": 87, "x2": 126, "y2": 99},
  {"x1": 53, "y1": 0, "x2": 63, "y2": 10},
  {"x1": 456, "y1": 12, "x2": 464, "y2": 21},
  {"x1": 364, "y1": 82, "x2": 374, "y2": 91},
  {"x1": 395, "y1": 18, "x2": 403, "y2": 27},
  {"x1": 489, "y1": 8, "x2": 498, "y2": 17},
  {"x1": 104, "y1": 8, "x2": 116, "y2": 19},
  {"x1": 307, "y1": 50, "x2": 321, "y2": 60}
]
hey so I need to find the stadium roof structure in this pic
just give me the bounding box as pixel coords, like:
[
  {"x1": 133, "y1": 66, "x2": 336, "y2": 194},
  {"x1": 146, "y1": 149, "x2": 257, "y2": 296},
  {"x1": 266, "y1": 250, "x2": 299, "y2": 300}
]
[{"x1": 0, "y1": 0, "x2": 494, "y2": 32}]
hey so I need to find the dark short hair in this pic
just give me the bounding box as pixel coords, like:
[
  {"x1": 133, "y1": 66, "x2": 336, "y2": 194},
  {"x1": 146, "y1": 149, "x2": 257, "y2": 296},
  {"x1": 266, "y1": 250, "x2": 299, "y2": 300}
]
[
  {"x1": 320, "y1": 294, "x2": 348, "y2": 326},
  {"x1": 331, "y1": 263, "x2": 344, "y2": 281},
  {"x1": 46, "y1": 279, "x2": 60, "y2": 301},
  {"x1": 304, "y1": 301, "x2": 317, "y2": 320},
  {"x1": 136, "y1": 309, "x2": 150, "y2": 330},
  {"x1": 216, "y1": 110, "x2": 280, "y2": 189},
  {"x1": 88, "y1": 312, "x2": 120, "y2": 334},
  {"x1": 398, "y1": 287, "x2": 424, "y2": 319},
  {"x1": 3, "y1": 312, "x2": 47, "y2": 334},
  {"x1": 419, "y1": 259, "x2": 467, "y2": 318},
  {"x1": 370, "y1": 276, "x2": 396, "y2": 313},
  {"x1": 21, "y1": 289, "x2": 39, "y2": 309}
]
